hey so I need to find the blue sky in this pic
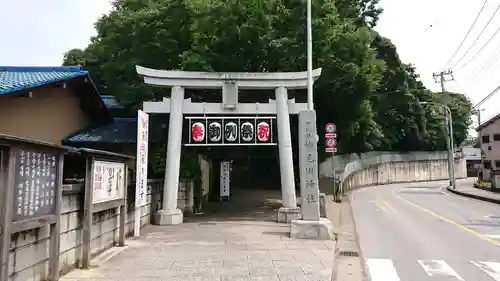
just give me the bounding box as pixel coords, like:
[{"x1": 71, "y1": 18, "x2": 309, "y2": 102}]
[{"x1": 1, "y1": 0, "x2": 498, "y2": 130}]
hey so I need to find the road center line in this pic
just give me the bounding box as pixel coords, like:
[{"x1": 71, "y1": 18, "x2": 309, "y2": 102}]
[
  {"x1": 375, "y1": 201, "x2": 388, "y2": 212},
  {"x1": 382, "y1": 201, "x2": 396, "y2": 212},
  {"x1": 392, "y1": 189, "x2": 500, "y2": 246}
]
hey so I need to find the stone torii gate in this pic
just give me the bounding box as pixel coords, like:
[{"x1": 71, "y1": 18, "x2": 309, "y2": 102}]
[{"x1": 136, "y1": 65, "x2": 322, "y2": 225}]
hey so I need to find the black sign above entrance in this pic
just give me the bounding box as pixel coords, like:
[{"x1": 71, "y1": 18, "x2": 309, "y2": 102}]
[{"x1": 185, "y1": 116, "x2": 276, "y2": 146}]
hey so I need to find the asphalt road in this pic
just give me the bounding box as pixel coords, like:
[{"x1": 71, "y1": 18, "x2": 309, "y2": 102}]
[{"x1": 351, "y1": 178, "x2": 500, "y2": 281}]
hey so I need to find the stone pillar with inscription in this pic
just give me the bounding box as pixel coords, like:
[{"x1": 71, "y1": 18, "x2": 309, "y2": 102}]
[
  {"x1": 290, "y1": 109, "x2": 334, "y2": 240},
  {"x1": 275, "y1": 86, "x2": 301, "y2": 223},
  {"x1": 154, "y1": 86, "x2": 185, "y2": 225}
]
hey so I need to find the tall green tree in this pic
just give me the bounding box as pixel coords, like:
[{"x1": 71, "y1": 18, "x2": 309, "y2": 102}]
[
  {"x1": 62, "y1": 0, "x2": 472, "y2": 156},
  {"x1": 64, "y1": 0, "x2": 385, "y2": 154}
]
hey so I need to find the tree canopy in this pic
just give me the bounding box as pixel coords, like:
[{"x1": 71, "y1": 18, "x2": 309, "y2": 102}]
[{"x1": 63, "y1": 0, "x2": 472, "y2": 158}]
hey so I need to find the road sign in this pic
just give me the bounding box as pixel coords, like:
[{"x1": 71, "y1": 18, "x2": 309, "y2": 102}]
[
  {"x1": 326, "y1": 147, "x2": 337, "y2": 153},
  {"x1": 325, "y1": 123, "x2": 336, "y2": 133},
  {"x1": 324, "y1": 122, "x2": 337, "y2": 153},
  {"x1": 325, "y1": 137, "x2": 337, "y2": 147}
]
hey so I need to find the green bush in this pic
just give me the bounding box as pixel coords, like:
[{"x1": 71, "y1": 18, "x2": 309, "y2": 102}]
[{"x1": 475, "y1": 180, "x2": 491, "y2": 189}]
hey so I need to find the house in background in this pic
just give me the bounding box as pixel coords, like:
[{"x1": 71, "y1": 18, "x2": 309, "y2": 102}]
[
  {"x1": 0, "y1": 66, "x2": 208, "y2": 213},
  {"x1": 0, "y1": 66, "x2": 167, "y2": 152},
  {"x1": 456, "y1": 146, "x2": 481, "y2": 177},
  {"x1": 0, "y1": 66, "x2": 111, "y2": 144},
  {"x1": 476, "y1": 112, "x2": 500, "y2": 180}
]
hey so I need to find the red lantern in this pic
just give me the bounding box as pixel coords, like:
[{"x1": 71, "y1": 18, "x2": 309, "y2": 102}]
[
  {"x1": 192, "y1": 122, "x2": 205, "y2": 142},
  {"x1": 257, "y1": 122, "x2": 270, "y2": 142}
]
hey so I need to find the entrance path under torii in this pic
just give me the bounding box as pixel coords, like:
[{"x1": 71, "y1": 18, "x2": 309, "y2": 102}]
[{"x1": 60, "y1": 188, "x2": 336, "y2": 281}]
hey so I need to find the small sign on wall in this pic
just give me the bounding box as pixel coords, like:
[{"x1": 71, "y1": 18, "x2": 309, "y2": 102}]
[{"x1": 92, "y1": 161, "x2": 126, "y2": 204}]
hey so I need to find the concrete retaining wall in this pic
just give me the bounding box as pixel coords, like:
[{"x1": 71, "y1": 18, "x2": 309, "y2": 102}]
[
  {"x1": 319, "y1": 151, "x2": 467, "y2": 194},
  {"x1": 319, "y1": 151, "x2": 454, "y2": 179},
  {"x1": 7, "y1": 179, "x2": 193, "y2": 281},
  {"x1": 342, "y1": 157, "x2": 467, "y2": 191}
]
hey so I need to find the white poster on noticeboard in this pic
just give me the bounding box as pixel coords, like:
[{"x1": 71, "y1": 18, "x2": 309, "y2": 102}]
[{"x1": 92, "y1": 160, "x2": 126, "y2": 204}]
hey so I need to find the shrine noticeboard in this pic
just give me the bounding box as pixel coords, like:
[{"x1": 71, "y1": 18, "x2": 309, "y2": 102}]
[
  {"x1": 0, "y1": 134, "x2": 67, "y2": 281},
  {"x1": 91, "y1": 160, "x2": 126, "y2": 204},
  {"x1": 11, "y1": 147, "x2": 59, "y2": 222}
]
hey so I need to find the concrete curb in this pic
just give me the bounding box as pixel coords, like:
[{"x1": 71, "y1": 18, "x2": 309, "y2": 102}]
[
  {"x1": 331, "y1": 194, "x2": 367, "y2": 281},
  {"x1": 447, "y1": 186, "x2": 500, "y2": 205},
  {"x1": 473, "y1": 183, "x2": 500, "y2": 193}
]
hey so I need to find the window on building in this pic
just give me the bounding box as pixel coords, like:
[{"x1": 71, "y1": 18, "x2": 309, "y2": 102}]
[
  {"x1": 482, "y1": 135, "x2": 490, "y2": 143},
  {"x1": 494, "y1": 134, "x2": 500, "y2": 141},
  {"x1": 484, "y1": 161, "x2": 492, "y2": 169}
]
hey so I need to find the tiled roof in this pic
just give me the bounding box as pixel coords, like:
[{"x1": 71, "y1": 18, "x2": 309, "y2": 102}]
[
  {"x1": 101, "y1": 95, "x2": 124, "y2": 109},
  {"x1": 0, "y1": 66, "x2": 88, "y2": 94},
  {"x1": 64, "y1": 117, "x2": 167, "y2": 144}
]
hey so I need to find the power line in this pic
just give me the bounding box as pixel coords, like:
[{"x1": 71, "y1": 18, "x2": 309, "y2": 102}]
[
  {"x1": 452, "y1": 78, "x2": 467, "y2": 95},
  {"x1": 472, "y1": 44, "x2": 500, "y2": 76},
  {"x1": 480, "y1": 50, "x2": 500, "y2": 72},
  {"x1": 441, "y1": 0, "x2": 489, "y2": 70},
  {"x1": 450, "y1": 3, "x2": 500, "y2": 69},
  {"x1": 458, "y1": 23, "x2": 500, "y2": 70},
  {"x1": 433, "y1": 70, "x2": 454, "y2": 93},
  {"x1": 473, "y1": 83, "x2": 500, "y2": 109}
]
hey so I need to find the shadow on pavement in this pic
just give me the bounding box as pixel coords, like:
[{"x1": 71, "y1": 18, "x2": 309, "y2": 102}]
[{"x1": 185, "y1": 188, "x2": 284, "y2": 223}]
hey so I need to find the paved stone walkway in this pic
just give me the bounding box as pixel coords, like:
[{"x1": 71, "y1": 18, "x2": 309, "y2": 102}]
[{"x1": 61, "y1": 189, "x2": 335, "y2": 281}]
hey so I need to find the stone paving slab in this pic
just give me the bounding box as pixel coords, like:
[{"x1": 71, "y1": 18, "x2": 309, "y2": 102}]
[{"x1": 61, "y1": 220, "x2": 335, "y2": 281}]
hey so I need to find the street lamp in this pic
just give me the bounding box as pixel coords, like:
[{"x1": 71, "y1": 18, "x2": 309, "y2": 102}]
[{"x1": 419, "y1": 101, "x2": 456, "y2": 189}]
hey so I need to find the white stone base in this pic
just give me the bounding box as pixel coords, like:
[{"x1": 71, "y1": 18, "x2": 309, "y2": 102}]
[
  {"x1": 277, "y1": 207, "x2": 301, "y2": 223},
  {"x1": 290, "y1": 218, "x2": 334, "y2": 240},
  {"x1": 154, "y1": 208, "x2": 183, "y2": 225}
]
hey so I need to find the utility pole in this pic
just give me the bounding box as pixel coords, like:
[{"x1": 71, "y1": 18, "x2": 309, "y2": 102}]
[
  {"x1": 472, "y1": 108, "x2": 484, "y2": 127},
  {"x1": 472, "y1": 108, "x2": 485, "y2": 179},
  {"x1": 433, "y1": 70, "x2": 455, "y2": 187},
  {"x1": 433, "y1": 70, "x2": 454, "y2": 93}
]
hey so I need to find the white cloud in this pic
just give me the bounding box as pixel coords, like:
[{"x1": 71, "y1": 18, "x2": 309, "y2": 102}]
[
  {"x1": 376, "y1": 0, "x2": 500, "y2": 128},
  {"x1": 1, "y1": 0, "x2": 498, "y2": 130},
  {"x1": 0, "y1": 0, "x2": 112, "y2": 66}
]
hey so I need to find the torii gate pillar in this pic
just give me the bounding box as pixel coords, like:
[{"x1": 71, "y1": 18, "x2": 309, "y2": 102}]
[{"x1": 137, "y1": 66, "x2": 322, "y2": 225}]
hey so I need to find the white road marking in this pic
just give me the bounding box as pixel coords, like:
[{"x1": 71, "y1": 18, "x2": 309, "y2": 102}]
[
  {"x1": 440, "y1": 186, "x2": 451, "y2": 195},
  {"x1": 471, "y1": 261, "x2": 500, "y2": 280},
  {"x1": 417, "y1": 260, "x2": 464, "y2": 280},
  {"x1": 365, "y1": 259, "x2": 400, "y2": 281},
  {"x1": 484, "y1": 234, "x2": 500, "y2": 239},
  {"x1": 410, "y1": 188, "x2": 430, "y2": 192}
]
